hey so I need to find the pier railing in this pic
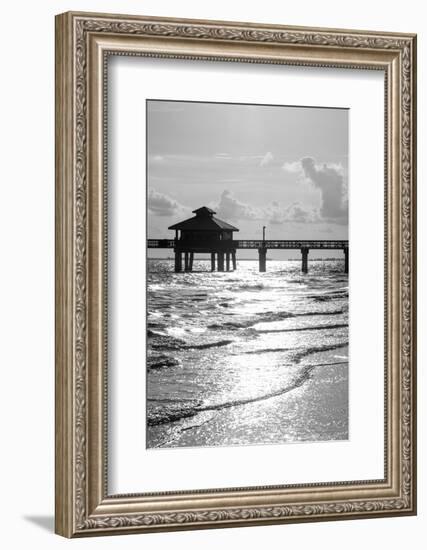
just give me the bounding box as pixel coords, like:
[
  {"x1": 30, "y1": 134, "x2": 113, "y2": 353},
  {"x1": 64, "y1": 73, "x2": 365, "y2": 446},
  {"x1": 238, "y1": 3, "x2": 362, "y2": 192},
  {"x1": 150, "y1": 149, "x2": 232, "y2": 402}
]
[
  {"x1": 147, "y1": 239, "x2": 348, "y2": 250},
  {"x1": 234, "y1": 240, "x2": 348, "y2": 249},
  {"x1": 148, "y1": 239, "x2": 175, "y2": 248}
]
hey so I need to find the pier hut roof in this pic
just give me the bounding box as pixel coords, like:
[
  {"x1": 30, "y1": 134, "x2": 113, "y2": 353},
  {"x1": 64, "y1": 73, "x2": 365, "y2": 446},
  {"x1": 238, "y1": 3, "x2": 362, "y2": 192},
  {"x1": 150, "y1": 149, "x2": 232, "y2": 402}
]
[
  {"x1": 192, "y1": 206, "x2": 216, "y2": 216},
  {"x1": 168, "y1": 206, "x2": 239, "y2": 232}
]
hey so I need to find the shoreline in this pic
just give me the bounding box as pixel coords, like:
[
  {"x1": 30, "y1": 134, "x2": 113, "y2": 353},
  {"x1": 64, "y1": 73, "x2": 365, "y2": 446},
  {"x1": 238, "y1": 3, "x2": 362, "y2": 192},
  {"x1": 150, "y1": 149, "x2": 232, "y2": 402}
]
[{"x1": 147, "y1": 345, "x2": 349, "y2": 449}]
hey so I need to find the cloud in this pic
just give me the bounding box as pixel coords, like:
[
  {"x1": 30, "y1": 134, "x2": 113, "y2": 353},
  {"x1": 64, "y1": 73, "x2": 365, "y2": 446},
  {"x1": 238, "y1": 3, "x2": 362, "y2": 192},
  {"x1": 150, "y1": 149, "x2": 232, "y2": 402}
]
[
  {"x1": 215, "y1": 190, "x2": 262, "y2": 221},
  {"x1": 300, "y1": 157, "x2": 348, "y2": 224},
  {"x1": 282, "y1": 160, "x2": 302, "y2": 173},
  {"x1": 282, "y1": 157, "x2": 347, "y2": 224},
  {"x1": 260, "y1": 152, "x2": 274, "y2": 167},
  {"x1": 213, "y1": 191, "x2": 319, "y2": 226},
  {"x1": 148, "y1": 189, "x2": 186, "y2": 217},
  {"x1": 268, "y1": 202, "x2": 320, "y2": 225}
]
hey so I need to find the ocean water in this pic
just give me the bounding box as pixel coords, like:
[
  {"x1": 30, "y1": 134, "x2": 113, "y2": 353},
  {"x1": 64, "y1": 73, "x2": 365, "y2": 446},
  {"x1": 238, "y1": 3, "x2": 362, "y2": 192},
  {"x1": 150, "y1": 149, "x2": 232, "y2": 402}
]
[{"x1": 147, "y1": 259, "x2": 349, "y2": 449}]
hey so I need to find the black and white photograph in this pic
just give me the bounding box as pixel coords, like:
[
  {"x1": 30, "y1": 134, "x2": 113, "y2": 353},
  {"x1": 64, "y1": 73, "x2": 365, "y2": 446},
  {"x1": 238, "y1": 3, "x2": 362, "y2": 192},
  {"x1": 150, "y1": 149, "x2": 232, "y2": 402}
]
[
  {"x1": 146, "y1": 99, "x2": 349, "y2": 449},
  {"x1": 0, "y1": 0, "x2": 420, "y2": 545}
]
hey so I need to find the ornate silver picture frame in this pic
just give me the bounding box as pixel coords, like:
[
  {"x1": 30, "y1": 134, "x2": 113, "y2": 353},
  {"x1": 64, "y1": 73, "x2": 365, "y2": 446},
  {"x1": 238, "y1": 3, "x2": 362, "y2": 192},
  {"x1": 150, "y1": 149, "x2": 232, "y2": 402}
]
[{"x1": 55, "y1": 11, "x2": 416, "y2": 537}]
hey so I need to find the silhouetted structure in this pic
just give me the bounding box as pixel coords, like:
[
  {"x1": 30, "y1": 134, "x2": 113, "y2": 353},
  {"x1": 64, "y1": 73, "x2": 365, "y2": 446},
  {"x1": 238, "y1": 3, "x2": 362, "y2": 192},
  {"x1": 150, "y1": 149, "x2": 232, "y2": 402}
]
[
  {"x1": 149, "y1": 206, "x2": 349, "y2": 273},
  {"x1": 168, "y1": 207, "x2": 239, "y2": 272}
]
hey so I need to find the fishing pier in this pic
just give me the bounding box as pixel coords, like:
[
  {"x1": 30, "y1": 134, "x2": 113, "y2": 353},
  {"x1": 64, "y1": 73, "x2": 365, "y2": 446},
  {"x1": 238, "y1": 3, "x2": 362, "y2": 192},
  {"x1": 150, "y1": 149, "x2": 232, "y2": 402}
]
[{"x1": 148, "y1": 206, "x2": 349, "y2": 273}]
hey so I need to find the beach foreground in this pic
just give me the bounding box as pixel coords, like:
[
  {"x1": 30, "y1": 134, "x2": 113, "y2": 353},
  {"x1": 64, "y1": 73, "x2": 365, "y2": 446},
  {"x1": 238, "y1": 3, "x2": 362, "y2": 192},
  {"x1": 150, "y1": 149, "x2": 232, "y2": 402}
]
[{"x1": 147, "y1": 259, "x2": 349, "y2": 449}]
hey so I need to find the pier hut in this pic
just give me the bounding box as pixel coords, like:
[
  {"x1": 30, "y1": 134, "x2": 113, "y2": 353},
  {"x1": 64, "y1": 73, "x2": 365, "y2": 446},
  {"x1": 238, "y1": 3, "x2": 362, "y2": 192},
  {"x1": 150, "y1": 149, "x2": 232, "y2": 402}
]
[
  {"x1": 149, "y1": 206, "x2": 348, "y2": 273},
  {"x1": 168, "y1": 206, "x2": 239, "y2": 272}
]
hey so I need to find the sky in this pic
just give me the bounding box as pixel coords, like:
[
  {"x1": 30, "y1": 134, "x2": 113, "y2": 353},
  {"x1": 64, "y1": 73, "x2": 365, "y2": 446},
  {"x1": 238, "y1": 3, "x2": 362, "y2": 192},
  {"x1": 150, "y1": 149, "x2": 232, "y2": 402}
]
[{"x1": 147, "y1": 100, "x2": 348, "y2": 258}]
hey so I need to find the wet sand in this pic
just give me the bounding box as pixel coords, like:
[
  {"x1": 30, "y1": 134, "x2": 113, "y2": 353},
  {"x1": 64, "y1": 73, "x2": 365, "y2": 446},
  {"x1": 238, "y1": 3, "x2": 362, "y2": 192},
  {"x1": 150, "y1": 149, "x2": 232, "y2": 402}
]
[{"x1": 147, "y1": 346, "x2": 348, "y2": 449}]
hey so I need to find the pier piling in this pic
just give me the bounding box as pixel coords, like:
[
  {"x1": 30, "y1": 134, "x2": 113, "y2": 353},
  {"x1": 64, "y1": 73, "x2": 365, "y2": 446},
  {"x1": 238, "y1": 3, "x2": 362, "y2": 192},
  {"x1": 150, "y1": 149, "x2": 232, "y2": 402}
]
[
  {"x1": 232, "y1": 250, "x2": 237, "y2": 271},
  {"x1": 218, "y1": 252, "x2": 225, "y2": 272},
  {"x1": 258, "y1": 247, "x2": 267, "y2": 272},
  {"x1": 158, "y1": 235, "x2": 349, "y2": 275},
  {"x1": 301, "y1": 247, "x2": 309, "y2": 273},
  {"x1": 174, "y1": 251, "x2": 182, "y2": 273}
]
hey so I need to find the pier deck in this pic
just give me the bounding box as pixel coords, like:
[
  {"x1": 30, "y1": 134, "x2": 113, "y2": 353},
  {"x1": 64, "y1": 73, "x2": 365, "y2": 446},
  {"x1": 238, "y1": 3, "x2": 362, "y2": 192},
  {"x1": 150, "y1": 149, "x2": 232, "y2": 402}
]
[{"x1": 148, "y1": 239, "x2": 349, "y2": 273}]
